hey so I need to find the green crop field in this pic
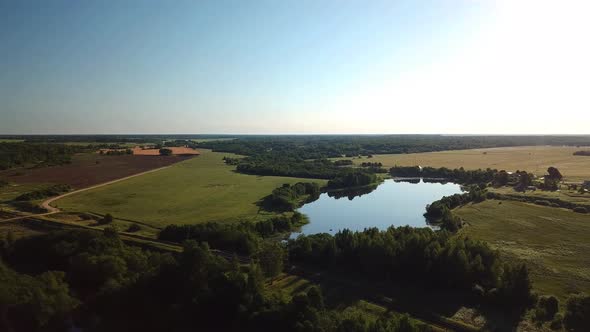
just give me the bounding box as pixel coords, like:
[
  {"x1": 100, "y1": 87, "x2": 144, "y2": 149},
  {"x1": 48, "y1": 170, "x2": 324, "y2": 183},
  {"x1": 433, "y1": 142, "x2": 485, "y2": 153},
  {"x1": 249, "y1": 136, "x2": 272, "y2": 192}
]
[
  {"x1": 455, "y1": 199, "x2": 590, "y2": 300},
  {"x1": 54, "y1": 150, "x2": 326, "y2": 228},
  {"x1": 338, "y1": 146, "x2": 590, "y2": 182}
]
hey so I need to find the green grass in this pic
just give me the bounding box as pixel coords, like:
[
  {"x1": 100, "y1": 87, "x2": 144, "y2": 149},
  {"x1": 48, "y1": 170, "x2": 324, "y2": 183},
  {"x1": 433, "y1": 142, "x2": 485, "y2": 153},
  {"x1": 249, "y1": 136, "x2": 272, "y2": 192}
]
[
  {"x1": 455, "y1": 199, "x2": 590, "y2": 300},
  {"x1": 54, "y1": 150, "x2": 326, "y2": 228}
]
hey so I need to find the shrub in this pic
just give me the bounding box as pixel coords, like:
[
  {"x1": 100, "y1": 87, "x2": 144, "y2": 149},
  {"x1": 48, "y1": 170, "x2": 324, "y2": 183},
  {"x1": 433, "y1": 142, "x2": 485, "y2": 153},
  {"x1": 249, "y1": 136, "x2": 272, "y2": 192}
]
[
  {"x1": 573, "y1": 207, "x2": 588, "y2": 214},
  {"x1": 534, "y1": 295, "x2": 559, "y2": 321},
  {"x1": 100, "y1": 213, "x2": 114, "y2": 225},
  {"x1": 534, "y1": 200, "x2": 551, "y2": 206},
  {"x1": 127, "y1": 224, "x2": 141, "y2": 232},
  {"x1": 564, "y1": 293, "x2": 590, "y2": 331},
  {"x1": 549, "y1": 313, "x2": 563, "y2": 330},
  {"x1": 78, "y1": 213, "x2": 94, "y2": 220}
]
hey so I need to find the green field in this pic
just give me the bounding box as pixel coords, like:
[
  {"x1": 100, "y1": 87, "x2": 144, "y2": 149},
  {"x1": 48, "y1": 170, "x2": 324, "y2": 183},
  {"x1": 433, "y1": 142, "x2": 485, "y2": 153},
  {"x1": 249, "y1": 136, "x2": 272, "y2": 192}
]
[
  {"x1": 336, "y1": 146, "x2": 590, "y2": 182},
  {"x1": 55, "y1": 150, "x2": 325, "y2": 228},
  {"x1": 455, "y1": 200, "x2": 590, "y2": 300}
]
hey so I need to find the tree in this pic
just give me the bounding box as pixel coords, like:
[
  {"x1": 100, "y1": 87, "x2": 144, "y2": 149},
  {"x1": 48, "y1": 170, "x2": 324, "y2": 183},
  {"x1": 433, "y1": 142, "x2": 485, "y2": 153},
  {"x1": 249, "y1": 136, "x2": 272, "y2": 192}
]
[
  {"x1": 535, "y1": 295, "x2": 559, "y2": 321},
  {"x1": 307, "y1": 286, "x2": 324, "y2": 310},
  {"x1": 547, "y1": 167, "x2": 563, "y2": 180},
  {"x1": 101, "y1": 213, "x2": 114, "y2": 225},
  {"x1": 564, "y1": 293, "x2": 590, "y2": 331},
  {"x1": 159, "y1": 148, "x2": 173, "y2": 156},
  {"x1": 257, "y1": 241, "x2": 285, "y2": 281}
]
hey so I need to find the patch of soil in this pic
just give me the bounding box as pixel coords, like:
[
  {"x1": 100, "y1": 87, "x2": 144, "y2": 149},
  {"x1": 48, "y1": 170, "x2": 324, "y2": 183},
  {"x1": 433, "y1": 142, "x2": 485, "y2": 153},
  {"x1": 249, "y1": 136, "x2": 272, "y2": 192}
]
[{"x1": 0, "y1": 154, "x2": 194, "y2": 189}]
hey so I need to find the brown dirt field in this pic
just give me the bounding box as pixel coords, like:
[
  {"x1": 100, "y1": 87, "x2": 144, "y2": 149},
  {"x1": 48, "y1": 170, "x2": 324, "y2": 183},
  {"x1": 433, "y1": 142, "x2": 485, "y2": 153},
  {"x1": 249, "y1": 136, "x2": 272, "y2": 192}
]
[{"x1": 0, "y1": 153, "x2": 194, "y2": 189}]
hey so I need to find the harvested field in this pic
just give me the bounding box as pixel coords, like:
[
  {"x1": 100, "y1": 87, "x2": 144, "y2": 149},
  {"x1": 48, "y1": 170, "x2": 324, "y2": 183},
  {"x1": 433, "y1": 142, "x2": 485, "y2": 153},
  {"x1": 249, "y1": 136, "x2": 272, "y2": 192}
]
[
  {"x1": 0, "y1": 153, "x2": 194, "y2": 189},
  {"x1": 337, "y1": 146, "x2": 590, "y2": 182}
]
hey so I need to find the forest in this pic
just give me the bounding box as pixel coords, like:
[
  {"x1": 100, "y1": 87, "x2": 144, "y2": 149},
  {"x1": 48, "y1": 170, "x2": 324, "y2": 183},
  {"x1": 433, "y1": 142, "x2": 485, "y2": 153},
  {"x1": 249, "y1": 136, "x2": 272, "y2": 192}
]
[
  {"x1": 1, "y1": 228, "x2": 430, "y2": 332},
  {"x1": 0, "y1": 143, "x2": 85, "y2": 170}
]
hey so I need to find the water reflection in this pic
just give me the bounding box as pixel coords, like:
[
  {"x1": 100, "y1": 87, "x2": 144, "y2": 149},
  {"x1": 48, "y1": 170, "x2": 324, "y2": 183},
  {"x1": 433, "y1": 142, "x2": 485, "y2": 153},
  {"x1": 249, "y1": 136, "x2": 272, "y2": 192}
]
[
  {"x1": 326, "y1": 184, "x2": 378, "y2": 200},
  {"x1": 292, "y1": 179, "x2": 462, "y2": 237}
]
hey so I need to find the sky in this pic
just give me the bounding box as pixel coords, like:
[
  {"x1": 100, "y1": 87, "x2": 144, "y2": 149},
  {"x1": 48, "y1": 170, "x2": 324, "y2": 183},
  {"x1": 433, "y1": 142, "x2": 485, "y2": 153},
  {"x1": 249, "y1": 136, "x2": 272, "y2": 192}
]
[{"x1": 1, "y1": 0, "x2": 589, "y2": 135}]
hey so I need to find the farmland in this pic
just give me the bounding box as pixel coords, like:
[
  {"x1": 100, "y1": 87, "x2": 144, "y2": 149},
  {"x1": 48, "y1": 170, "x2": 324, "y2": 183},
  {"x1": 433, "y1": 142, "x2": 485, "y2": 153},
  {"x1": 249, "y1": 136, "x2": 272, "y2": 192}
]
[
  {"x1": 54, "y1": 150, "x2": 326, "y2": 228},
  {"x1": 455, "y1": 199, "x2": 590, "y2": 300},
  {"x1": 339, "y1": 146, "x2": 590, "y2": 182},
  {"x1": 0, "y1": 153, "x2": 191, "y2": 189}
]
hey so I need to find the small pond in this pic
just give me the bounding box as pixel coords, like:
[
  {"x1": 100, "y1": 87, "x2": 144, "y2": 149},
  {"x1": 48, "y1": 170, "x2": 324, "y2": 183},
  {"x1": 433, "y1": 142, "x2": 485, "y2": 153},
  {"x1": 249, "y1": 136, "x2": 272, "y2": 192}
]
[{"x1": 292, "y1": 179, "x2": 463, "y2": 237}]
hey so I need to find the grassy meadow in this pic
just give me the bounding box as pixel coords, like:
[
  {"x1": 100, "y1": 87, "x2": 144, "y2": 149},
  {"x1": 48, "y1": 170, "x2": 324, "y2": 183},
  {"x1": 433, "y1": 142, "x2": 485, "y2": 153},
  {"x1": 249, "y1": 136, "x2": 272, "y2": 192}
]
[
  {"x1": 339, "y1": 146, "x2": 590, "y2": 182},
  {"x1": 54, "y1": 150, "x2": 326, "y2": 228},
  {"x1": 455, "y1": 200, "x2": 590, "y2": 300}
]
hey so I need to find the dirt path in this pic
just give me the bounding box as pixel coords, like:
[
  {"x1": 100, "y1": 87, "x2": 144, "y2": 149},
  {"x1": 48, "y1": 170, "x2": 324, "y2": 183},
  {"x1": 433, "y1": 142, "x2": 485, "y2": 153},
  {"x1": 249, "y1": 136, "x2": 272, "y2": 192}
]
[{"x1": 1, "y1": 165, "x2": 172, "y2": 222}]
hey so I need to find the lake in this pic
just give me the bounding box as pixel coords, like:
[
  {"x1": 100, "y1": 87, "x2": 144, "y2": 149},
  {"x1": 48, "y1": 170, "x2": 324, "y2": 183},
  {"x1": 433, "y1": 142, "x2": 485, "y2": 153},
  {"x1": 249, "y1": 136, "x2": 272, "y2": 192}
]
[{"x1": 292, "y1": 179, "x2": 462, "y2": 237}]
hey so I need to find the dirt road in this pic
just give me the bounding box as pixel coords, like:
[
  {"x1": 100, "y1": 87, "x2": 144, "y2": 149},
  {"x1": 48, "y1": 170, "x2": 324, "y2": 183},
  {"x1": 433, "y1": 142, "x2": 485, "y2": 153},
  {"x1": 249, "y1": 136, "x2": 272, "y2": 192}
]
[{"x1": 1, "y1": 165, "x2": 172, "y2": 222}]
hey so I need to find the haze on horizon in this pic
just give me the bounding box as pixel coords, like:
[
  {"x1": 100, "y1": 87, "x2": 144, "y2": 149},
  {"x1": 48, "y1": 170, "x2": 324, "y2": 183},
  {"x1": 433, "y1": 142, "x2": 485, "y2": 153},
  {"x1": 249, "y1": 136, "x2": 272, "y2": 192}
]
[{"x1": 1, "y1": 0, "x2": 589, "y2": 135}]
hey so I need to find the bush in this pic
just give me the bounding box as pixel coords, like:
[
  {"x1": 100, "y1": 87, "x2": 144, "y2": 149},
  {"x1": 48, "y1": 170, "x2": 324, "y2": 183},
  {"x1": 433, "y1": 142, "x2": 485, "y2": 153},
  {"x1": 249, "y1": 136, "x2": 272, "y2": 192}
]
[
  {"x1": 534, "y1": 200, "x2": 551, "y2": 206},
  {"x1": 78, "y1": 213, "x2": 94, "y2": 220},
  {"x1": 573, "y1": 207, "x2": 588, "y2": 214},
  {"x1": 534, "y1": 295, "x2": 559, "y2": 321},
  {"x1": 550, "y1": 313, "x2": 563, "y2": 330},
  {"x1": 159, "y1": 148, "x2": 173, "y2": 156},
  {"x1": 126, "y1": 224, "x2": 141, "y2": 232},
  {"x1": 564, "y1": 293, "x2": 590, "y2": 331},
  {"x1": 100, "y1": 213, "x2": 114, "y2": 225}
]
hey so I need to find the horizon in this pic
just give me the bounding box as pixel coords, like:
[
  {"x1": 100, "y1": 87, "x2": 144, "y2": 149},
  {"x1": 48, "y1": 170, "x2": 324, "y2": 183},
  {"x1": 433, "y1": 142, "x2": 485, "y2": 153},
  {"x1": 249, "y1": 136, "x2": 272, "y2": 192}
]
[{"x1": 2, "y1": 0, "x2": 589, "y2": 135}]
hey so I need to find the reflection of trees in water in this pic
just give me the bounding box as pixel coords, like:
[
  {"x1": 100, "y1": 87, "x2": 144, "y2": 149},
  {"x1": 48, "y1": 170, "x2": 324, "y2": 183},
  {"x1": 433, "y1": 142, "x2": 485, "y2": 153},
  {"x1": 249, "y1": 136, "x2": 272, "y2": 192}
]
[
  {"x1": 394, "y1": 178, "x2": 449, "y2": 185},
  {"x1": 327, "y1": 184, "x2": 378, "y2": 200}
]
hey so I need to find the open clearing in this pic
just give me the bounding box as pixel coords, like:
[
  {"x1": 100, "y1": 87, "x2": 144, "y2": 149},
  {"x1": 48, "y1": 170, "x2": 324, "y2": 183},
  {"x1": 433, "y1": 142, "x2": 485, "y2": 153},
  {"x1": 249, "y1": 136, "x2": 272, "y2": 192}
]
[
  {"x1": 455, "y1": 200, "x2": 590, "y2": 300},
  {"x1": 54, "y1": 150, "x2": 326, "y2": 227},
  {"x1": 0, "y1": 153, "x2": 192, "y2": 189},
  {"x1": 342, "y1": 146, "x2": 590, "y2": 181}
]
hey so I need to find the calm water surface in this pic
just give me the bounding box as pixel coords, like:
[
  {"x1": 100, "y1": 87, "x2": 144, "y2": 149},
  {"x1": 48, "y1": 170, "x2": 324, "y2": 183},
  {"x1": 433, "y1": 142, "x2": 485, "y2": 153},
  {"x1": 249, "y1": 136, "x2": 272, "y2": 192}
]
[{"x1": 293, "y1": 179, "x2": 462, "y2": 237}]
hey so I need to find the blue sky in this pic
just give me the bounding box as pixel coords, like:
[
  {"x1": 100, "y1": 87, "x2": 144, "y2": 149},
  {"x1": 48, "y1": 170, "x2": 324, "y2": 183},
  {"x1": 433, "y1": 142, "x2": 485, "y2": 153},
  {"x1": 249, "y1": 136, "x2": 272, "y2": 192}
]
[{"x1": 1, "y1": 0, "x2": 588, "y2": 134}]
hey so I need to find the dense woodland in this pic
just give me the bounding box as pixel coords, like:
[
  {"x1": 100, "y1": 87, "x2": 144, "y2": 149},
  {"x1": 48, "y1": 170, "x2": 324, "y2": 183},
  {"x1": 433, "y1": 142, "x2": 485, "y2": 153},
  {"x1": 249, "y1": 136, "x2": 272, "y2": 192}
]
[
  {"x1": 198, "y1": 135, "x2": 590, "y2": 159},
  {"x1": 0, "y1": 229, "x2": 431, "y2": 332},
  {"x1": 0, "y1": 143, "x2": 84, "y2": 170},
  {"x1": 288, "y1": 227, "x2": 535, "y2": 317}
]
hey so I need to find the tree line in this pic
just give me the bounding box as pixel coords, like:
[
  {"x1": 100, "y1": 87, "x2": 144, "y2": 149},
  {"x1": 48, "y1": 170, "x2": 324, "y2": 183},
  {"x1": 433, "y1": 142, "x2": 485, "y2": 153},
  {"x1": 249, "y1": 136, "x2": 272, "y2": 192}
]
[
  {"x1": 0, "y1": 143, "x2": 85, "y2": 170},
  {"x1": 197, "y1": 135, "x2": 590, "y2": 160}
]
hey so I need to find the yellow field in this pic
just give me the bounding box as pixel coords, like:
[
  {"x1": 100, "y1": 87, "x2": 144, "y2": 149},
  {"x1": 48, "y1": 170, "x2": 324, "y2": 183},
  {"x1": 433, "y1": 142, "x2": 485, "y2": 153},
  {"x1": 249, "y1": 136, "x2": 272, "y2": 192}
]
[{"x1": 342, "y1": 146, "x2": 590, "y2": 182}]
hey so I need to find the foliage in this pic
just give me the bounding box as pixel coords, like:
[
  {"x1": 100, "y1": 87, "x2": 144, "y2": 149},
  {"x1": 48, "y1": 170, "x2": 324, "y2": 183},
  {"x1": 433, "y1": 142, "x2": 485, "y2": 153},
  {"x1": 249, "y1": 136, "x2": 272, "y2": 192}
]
[
  {"x1": 327, "y1": 171, "x2": 377, "y2": 189},
  {"x1": 100, "y1": 213, "x2": 114, "y2": 225},
  {"x1": 564, "y1": 293, "x2": 590, "y2": 332},
  {"x1": 0, "y1": 142, "x2": 84, "y2": 170},
  {"x1": 288, "y1": 226, "x2": 533, "y2": 313},
  {"x1": 573, "y1": 207, "x2": 588, "y2": 214},
  {"x1": 534, "y1": 295, "x2": 559, "y2": 322},
  {"x1": 159, "y1": 222, "x2": 262, "y2": 255},
  {"x1": 257, "y1": 241, "x2": 285, "y2": 279},
  {"x1": 0, "y1": 228, "x2": 429, "y2": 332},
  {"x1": 0, "y1": 259, "x2": 79, "y2": 331},
  {"x1": 573, "y1": 150, "x2": 590, "y2": 156},
  {"x1": 14, "y1": 184, "x2": 71, "y2": 201},
  {"x1": 197, "y1": 135, "x2": 590, "y2": 159},
  {"x1": 261, "y1": 182, "x2": 320, "y2": 211},
  {"x1": 390, "y1": 166, "x2": 497, "y2": 185},
  {"x1": 159, "y1": 148, "x2": 173, "y2": 156}
]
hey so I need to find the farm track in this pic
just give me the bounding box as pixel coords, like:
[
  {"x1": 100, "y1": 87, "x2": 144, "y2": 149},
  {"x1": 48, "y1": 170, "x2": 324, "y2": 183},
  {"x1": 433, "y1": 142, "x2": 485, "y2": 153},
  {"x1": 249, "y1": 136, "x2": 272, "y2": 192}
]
[{"x1": 0, "y1": 164, "x2": 173, "y2": 223}]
